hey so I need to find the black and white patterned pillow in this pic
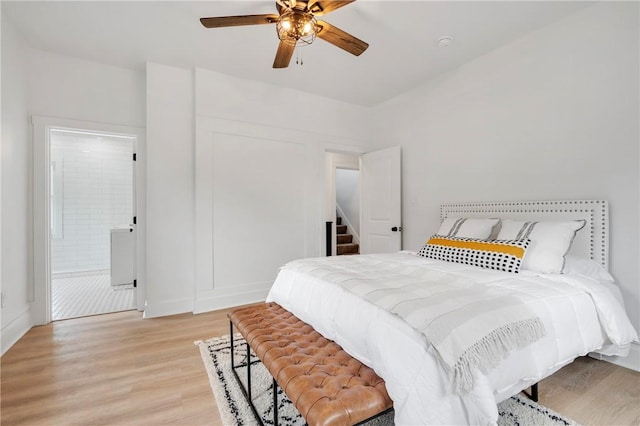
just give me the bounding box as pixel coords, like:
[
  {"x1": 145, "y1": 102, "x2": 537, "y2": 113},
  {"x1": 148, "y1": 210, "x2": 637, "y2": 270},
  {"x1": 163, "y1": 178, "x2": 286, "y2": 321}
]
[{"x1": 418, "y1": 235, "x2": 530, "y2": 274}]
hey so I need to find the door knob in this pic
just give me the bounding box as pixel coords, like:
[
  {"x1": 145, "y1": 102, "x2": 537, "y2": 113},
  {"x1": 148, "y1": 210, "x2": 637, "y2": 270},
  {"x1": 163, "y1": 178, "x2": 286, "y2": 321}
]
[{"x1": 391, "y1": 226, "x2": 402, "y2": 232}]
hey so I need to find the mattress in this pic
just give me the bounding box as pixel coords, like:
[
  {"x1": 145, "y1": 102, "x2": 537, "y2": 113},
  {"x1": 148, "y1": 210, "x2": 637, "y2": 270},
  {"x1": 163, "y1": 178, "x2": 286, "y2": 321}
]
[{"x1": 266, "y1": 252, "x2": 637, "y2": 425}]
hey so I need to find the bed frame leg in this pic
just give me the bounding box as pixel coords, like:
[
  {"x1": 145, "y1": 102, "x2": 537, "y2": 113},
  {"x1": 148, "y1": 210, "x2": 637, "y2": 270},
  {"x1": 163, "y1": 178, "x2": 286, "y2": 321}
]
[{"x1": 524, "y1": 383, "x2": 539, "y2": 402}]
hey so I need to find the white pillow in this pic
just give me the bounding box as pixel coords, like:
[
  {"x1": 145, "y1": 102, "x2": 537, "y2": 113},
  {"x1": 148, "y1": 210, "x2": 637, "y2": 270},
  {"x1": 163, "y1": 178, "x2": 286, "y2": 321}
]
[
  {"x1": 563, "y1": 255, "x2": 614, "y2": 282},
  {"x1": 437, "y1": 218, "x2": 500, "y2": 240},
  {"x1": 496, "y1": 219, "x2": 586, "y2": 273}
]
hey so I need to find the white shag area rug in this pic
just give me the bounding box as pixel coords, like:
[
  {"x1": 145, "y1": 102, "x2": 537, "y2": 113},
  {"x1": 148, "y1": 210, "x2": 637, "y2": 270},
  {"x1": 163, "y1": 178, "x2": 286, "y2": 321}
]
[{"x1": 196, "y1": 335, "x2": 580, "y2": 426}]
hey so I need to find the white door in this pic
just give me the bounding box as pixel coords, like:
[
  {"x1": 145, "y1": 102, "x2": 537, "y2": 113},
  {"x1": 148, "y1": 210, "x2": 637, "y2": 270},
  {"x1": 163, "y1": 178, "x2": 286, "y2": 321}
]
[{"x1": 360, "y1": 146, "x2": 402, "y2": 254}]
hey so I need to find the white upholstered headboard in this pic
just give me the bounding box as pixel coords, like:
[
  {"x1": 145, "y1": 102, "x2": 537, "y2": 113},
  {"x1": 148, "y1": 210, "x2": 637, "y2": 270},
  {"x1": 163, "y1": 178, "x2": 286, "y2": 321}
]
[{"x1": 440, "y1": 200, "x2": 609, "y2": 270}]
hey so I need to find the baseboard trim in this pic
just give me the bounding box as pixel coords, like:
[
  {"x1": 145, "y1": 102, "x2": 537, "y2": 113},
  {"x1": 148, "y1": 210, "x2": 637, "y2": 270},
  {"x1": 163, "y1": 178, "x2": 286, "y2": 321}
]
[
  {"x1": 143, "y1": 298, "x2": 193, "y2": 319},
  {"x1": 591, "y1": 341, "x2": 640, "y2": 372},
  {"x1": 1, "y1": 306, "x2": 33, "y2": 356},
  {"x1": 194, "y1": 282, "x2": 271, "y2": 314}
]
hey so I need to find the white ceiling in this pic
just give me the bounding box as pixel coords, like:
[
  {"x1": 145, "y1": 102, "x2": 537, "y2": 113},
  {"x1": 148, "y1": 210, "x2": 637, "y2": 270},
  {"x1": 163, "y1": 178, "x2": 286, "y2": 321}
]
[{"x1": 3, "y1": 1, "x2": 592, "y2": 106}]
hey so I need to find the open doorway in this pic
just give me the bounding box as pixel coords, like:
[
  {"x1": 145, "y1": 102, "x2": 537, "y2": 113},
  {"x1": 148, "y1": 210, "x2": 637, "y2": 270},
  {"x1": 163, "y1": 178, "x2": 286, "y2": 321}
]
[
  {"x1": 325, "y1": 151, "x2": 360, "y2": 256},
  {"x1": 48, "y1": 128, "x2": 136, "y2": 320},
  {"x1": 326, "y1": 147, "x2": 401, "y2": 256},
  {"x1": 335, "y1": 168, "x2": 360, "y2": 255}
]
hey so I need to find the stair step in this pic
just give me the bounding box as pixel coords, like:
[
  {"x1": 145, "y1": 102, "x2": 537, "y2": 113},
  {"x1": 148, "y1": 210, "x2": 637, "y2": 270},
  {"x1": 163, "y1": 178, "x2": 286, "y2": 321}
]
[
  {"x1": 336, "y1": 225, "x2": 347, "y2": 234},
  {"x1": 337, "y1": 243, "x2": 359, "y2": 255},
  {"x1": 337, "y1": 234, "x2": 353, "y2": 244},
  {"x1": 336, "y1": 216, "x2": 342, "y2": 226}
]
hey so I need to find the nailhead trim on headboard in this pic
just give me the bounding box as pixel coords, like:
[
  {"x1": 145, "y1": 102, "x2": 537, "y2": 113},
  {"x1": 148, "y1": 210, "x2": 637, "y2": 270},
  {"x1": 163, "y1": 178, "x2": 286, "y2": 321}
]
[{"x1": 440, "y1": 200, "x2": 609, "y2": 269}]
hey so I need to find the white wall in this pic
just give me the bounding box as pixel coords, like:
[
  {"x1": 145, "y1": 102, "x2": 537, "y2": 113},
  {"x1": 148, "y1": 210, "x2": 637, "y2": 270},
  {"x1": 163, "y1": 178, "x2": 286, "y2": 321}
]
[
  {"x1": 194, "y1": 68, "x2": 370, "y2": 313},
  {"x1": 144, "y1": 62, "x2": 194, "y2": 318},
  {"x1": 28, "y1": 49, "x2": 145, "y2": 127},
  {"x1": 28, "y1": 50, "x2": 145, "y2": 326},
  {"x1": 3, "y1": 49, "x2": 371, "y2": 326},
  {"x1": 371, "y1": 3, "x2": 640, "y2": 341},
  {"x1": 144, "y1": 65, "x2": 370, "y2": 317},
  {"x1": 0, "y1": 42, "x2": 146, "y2": 340},
  {"x1": 1, "y1": 4, "x2": 3, "y2": 351},
  {"x1": 1, "y1": 13, "x2": 32, "y2": 355},
  {"x1": 195, "y1": 69, "x2": 370, "y2": 143},
  {"x1": 27, "y1": 49, "x2": 146, "y2": 321}
]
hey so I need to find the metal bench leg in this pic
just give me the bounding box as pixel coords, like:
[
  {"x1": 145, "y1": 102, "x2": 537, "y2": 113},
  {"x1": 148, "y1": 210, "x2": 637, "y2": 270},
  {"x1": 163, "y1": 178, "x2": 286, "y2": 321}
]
[
  {"x1": 230, "y1": 322, "x2": 235, "y2": 369},
  {"x1": 247, "y1": 341, "x2": 252, "y2": 402},
  {"x1": 228, "y1": 320, "x2": 264, "y2": 426},
  {"x1": 273, "y1": 377, "x2": 278, "y2": 426}
]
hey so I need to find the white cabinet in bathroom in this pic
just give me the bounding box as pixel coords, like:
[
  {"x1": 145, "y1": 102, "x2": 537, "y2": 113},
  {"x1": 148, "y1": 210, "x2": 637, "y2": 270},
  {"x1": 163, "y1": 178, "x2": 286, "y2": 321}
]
[{"x1": 110, "y1": 226, "x2": 135, "y2": 286}]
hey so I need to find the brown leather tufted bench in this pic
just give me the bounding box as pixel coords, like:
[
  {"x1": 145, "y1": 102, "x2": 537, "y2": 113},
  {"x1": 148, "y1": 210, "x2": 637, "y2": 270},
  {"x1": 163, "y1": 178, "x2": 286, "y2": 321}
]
[{"x1": 228, "y1": 302, "x2": 393, "y2": 426}]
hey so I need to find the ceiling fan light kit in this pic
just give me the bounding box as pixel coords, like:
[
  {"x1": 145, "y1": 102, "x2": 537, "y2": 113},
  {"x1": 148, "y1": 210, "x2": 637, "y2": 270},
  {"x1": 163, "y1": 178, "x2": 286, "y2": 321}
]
[
  {"x1": 276, "y1": 9, "x2": 319, "y2": 46},
  {"x1": 200, "y1": 0, "x2": 369, "y2": 69}
]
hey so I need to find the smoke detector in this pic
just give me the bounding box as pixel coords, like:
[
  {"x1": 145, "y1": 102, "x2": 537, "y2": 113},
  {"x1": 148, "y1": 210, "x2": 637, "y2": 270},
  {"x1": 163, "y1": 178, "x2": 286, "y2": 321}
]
[{"x1": 437, "y1": 36, "x2": 453, "y2": 48}]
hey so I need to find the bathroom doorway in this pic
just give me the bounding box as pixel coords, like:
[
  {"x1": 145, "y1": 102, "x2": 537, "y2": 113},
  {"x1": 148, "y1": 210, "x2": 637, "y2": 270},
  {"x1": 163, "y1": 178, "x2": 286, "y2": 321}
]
[{"x1": 48, "y1": 128, "x2": 136, "y2": 320}]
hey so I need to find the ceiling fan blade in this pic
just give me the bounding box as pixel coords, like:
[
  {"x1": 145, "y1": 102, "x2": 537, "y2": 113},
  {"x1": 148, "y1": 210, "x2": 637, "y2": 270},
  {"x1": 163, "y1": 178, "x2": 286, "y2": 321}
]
[
  {"x1": 316, "y1": 20, "x2": 368, "y2": 56},
  {"x1": 273, "y1": 41, "x2": 295, "y2": 68},
  {"x1": 200, "y1": 14, "x2": 278, "y2": 28},
  {"x1": 308, "y1": 1, "x2": 355, "y2": 16}
]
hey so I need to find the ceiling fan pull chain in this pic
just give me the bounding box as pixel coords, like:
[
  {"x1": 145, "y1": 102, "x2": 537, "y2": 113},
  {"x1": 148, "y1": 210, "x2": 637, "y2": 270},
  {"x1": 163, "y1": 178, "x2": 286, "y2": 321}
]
[{"x1": 296, "y1": 48, "x2": 303, "y2": 66}]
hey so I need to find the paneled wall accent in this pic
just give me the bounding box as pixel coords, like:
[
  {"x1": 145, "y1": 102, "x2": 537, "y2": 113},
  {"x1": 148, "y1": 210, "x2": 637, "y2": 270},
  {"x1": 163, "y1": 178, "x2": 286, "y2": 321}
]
[
  {"x1": 212, "y1": 133, "x2": 306, "y2": 287},
  {"x1": 50, "y1": 131, "x2": 133, "y2": 274},
  {"x1": 195, "y1": 118, "x2": 321, "y2": 313}
]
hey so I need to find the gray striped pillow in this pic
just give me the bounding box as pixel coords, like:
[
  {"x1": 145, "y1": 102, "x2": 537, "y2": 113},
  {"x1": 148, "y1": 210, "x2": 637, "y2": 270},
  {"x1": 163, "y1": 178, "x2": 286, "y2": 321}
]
[
  {"x1": 496, "y1": 219, "x2": 586, "y2": 273},
  {"x1": 437, "y1": 217, "x2": 501, "y2": 240}
]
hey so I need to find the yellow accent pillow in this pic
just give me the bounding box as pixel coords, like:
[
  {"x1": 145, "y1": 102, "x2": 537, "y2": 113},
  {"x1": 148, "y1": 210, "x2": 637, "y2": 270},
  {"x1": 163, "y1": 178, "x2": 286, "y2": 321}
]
[{"x1": 418, "y1": 236, "x2": 530, "y2": 273}]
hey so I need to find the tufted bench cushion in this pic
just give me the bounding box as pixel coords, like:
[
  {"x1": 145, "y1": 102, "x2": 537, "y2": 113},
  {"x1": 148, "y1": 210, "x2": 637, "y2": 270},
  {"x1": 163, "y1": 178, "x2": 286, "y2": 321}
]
[{"x1": 228, "y1": 302, "x2": 393, "y2": 426}]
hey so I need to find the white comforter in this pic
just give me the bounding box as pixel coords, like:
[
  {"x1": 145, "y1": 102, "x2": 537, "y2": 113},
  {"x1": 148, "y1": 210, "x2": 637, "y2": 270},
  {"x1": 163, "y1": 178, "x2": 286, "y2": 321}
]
[{"x1": 266, "y1": 252, "x2": 638, "y2": 426}]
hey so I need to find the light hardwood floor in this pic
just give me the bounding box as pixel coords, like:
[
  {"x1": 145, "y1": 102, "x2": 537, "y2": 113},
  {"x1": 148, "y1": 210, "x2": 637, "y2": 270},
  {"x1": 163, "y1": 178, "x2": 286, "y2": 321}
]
[{"x1": 1, "y1": 308, "x2": 639, "y2": 425}]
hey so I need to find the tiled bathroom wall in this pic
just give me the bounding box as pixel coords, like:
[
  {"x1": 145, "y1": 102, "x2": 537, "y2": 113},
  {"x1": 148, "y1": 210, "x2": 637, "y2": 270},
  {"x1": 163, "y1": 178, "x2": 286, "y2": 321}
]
[{"x1": 50, "y1": 130, "x2": 133, "y2": 275}]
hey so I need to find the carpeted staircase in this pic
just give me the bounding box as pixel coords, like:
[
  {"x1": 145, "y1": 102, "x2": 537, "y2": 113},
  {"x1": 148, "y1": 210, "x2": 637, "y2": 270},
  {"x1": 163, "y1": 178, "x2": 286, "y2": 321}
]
[{"x1": 336, "y1": 216, "x2": 359, "y2": 255}]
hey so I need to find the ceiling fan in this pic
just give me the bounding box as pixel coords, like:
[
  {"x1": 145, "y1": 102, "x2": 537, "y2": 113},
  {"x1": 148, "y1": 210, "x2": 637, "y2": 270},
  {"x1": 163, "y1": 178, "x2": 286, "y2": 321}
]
[{"x1": 200, "y1": 0, "x2": 369, "y2": 69}]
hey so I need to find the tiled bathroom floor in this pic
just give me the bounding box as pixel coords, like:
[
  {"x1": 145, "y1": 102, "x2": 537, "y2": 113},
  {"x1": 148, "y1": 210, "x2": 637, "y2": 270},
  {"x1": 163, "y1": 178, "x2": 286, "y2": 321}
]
[{"x1": 52, "y1": 274, "x2": 135, "y2": 321}]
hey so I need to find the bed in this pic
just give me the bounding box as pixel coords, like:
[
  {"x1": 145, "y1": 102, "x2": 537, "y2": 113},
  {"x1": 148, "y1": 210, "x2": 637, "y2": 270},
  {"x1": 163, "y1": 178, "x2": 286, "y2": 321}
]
[{"x1": 266, "y1": 200, "x2": 638, "y2": 425}]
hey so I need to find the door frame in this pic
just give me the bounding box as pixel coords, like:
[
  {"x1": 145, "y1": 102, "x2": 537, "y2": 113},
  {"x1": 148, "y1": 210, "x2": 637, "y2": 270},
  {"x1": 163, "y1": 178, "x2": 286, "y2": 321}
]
[{"x1": 32, "y1": 116, "x2": 146, "y2": 325}]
